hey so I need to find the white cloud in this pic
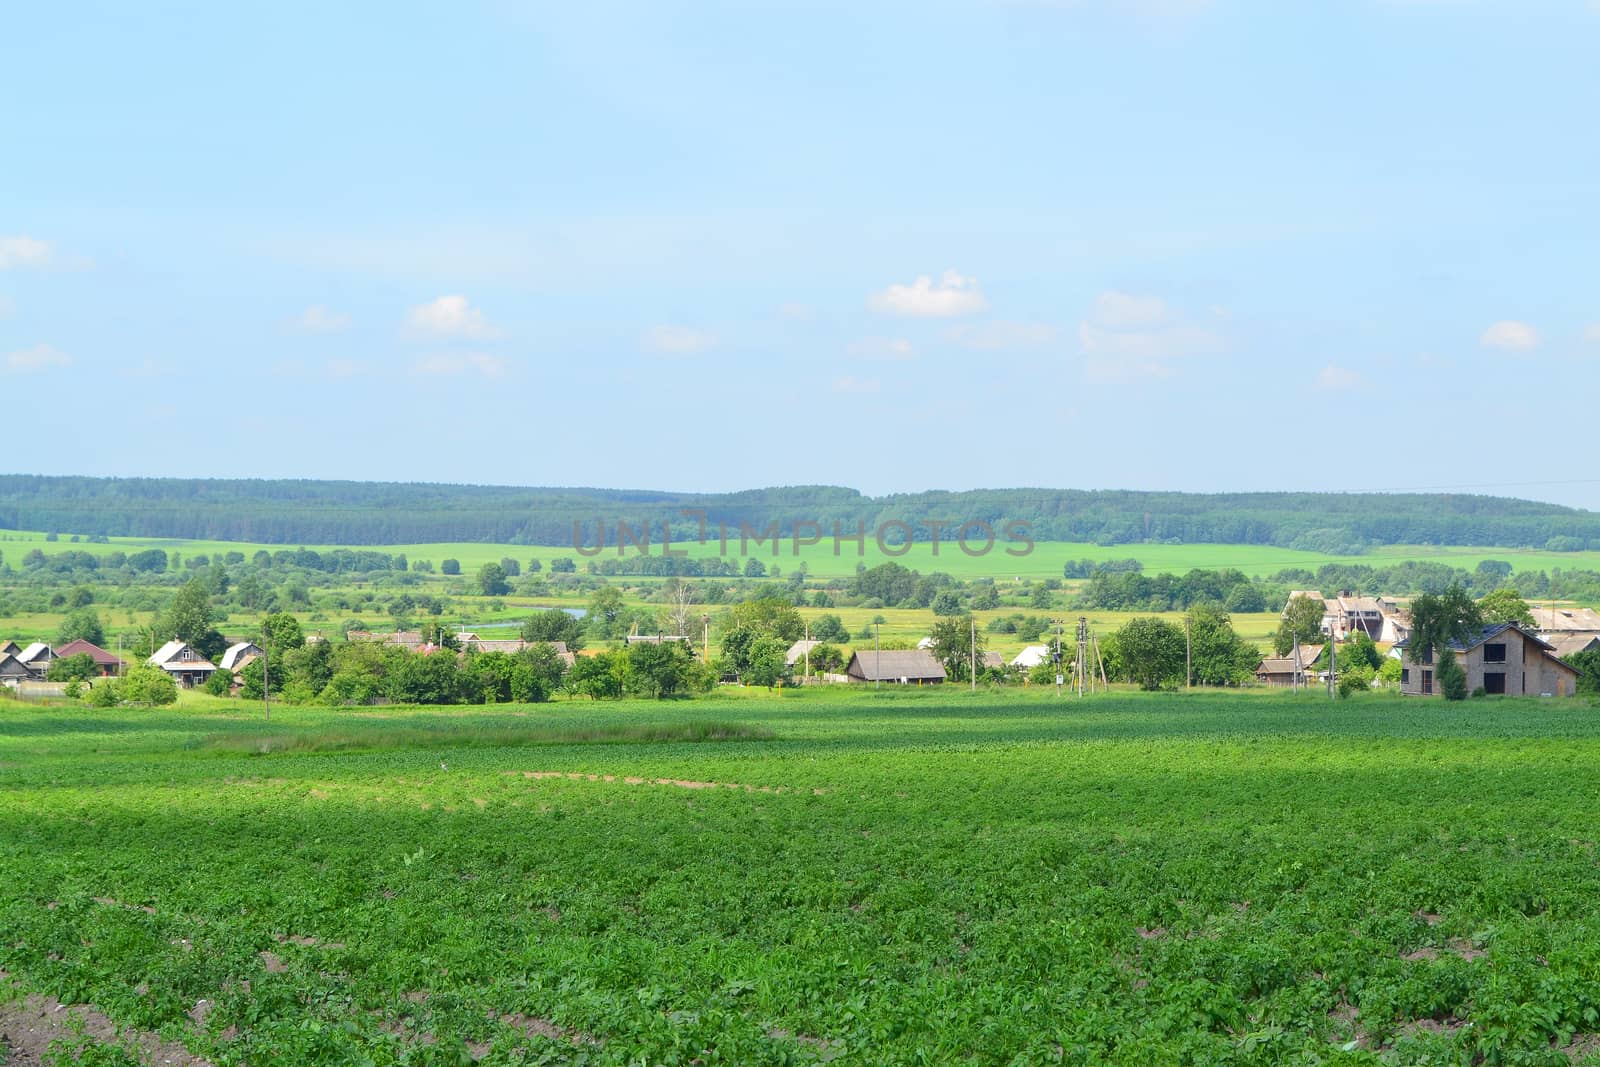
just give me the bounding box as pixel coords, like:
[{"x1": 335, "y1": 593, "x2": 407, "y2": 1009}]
[
  {"x1": 869, "y1": 270, "x2": 988, "y2": 318},
  {"x1": 1315, "y1": 365, "x2": 1364, "y2": 391},
  {"x1": 777, "y1": 302, "x2": 816, "y2": 322},
  {"x1": 845, "y1": 336, "x2": 915, "y2": 361},
  {"x1": 642, "y1": 325, "x2": 717, "y2": 354},
  {"x1": 4, "y1": 344, "x2": 73, "y2": 372},
  {"x1": 403, "y1": 295, "x2": 503, "y2": 340},
  {"x1": 1089, "y1": 291, "x2": 1173, "y2": 329},
  {"x1": 326, "y1": 358, "x2": 366, "y2": 379},
  {"x1": 291, "y1": 304, "x2": 352, "y2": 333},
  {"x1": 1480, "y1": 320, "x2": 1539, "y2": 351},
  {"x1": 1076, "y1": 290, "x2": 1222, "y2": 383},
  {"x1": 943, "y1": 320, "x2": 1059, "y2": 351},
  {"x1": 0, "y1": 236, "x2": 53, "y2": 270},
  {"x1": 410, "y1": 352, "x2": 508, "y2": 378},
  {"x1": 831, "y1": 375, "x2": 880, "y2": 395}
]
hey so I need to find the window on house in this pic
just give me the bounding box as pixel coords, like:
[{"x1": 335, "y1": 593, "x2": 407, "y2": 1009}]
[
  {"x1": 1421, "y1": 670, "x2": 1433, "y2": 694},
  {"x1": 1483, "y1": 672, "x2": 1506, "y2": 694},
  {"x1": 1401, "y1": 668, "x2": 1410, "y2": 685},
  {"x1": 1422, "y1": 648, "x2": 1433, "y2": 665},
  {"x1": 1483, "y1": 643, "x2": 1506, "y2": 663}
]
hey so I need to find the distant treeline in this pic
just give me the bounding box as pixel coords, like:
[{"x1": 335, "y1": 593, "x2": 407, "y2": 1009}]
[{"x1": 2, "y1": 475, "x2": 1598, "y2": 551}]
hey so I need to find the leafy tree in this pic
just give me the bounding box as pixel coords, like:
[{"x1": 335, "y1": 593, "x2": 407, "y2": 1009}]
[
  {"x1": 499, "y1": 557, "x2": 520, "y2": 577},
  {"x1": 970, "y1": 583, "x2": 1001, "y2": 611},
  {"x1": 741, "y1": 635, "x2": 790, "y2": 690},
  {"x1": 56, "y1": 608, "x2": 105, "y2": 647},
  {"x1": 1567, "y1": 648, "x2": 1600, "y2": 696},
  {"x1": 521, "y1": 608, "x2": 586, "y2": 651},
  {"x1": 588, "y1": 586, "x2": 626, "y2": 639},
  {"x1": 729, "y1": 598, "x2": 804, "y2": 643},
  {"x1": 1114, "y1": 617, "x2": 1187, "y2": 690},
  {"x1": 929, "y1": 615, "x2": 984, "y2": 683},
  {"x1": 1273, "y1": 594, "x2": 1326, "y2": 656},
  {"x1": 478, "y1": 561, "x2": 511, "y2": 597},
  {"x1": 1435, "y1": 648, "x2": 1468, "y2": 701},
  {"x1": 48, "y1": 653, "x2": 99, "y2": 683},
  {"x1": 807, "y1": 643, "x2": 845, "y2": 674},
  {"x1": 165, "y1": 579, "x2": 226, "y2": 660},
  {"x1": 1185, "y1": 604, "x2": 1260, "y2": 686},
  {"x1": 117, "y1": 664, "x2": 179, "y2": 706},
  {"x1": 853, "y1": 562, "x2": 918, "y2": 606},
  {"x1": 569, "y1": 652, "x2": 624, "y2": 699},
  {"x1": 386, "y1": 651, "x2": 466, "y2": 705},
  {"x1": 440, "y1": 558, "x2": 461, "y2": 576},
  {"x1": 931, "y1": 591, "x2": 963, "y2": 617},
  {"x1": 515, "y1": 643, "x2": 569, "y2": 701},
  {"x1": 1407, "y1": 584, "x2": 1483, "y2": 666},
  {"x1": 527, "y1": 558, "x2": 542, "y2": 573},
  {"x1": 203, "y1": 669, "x2": 233, "y2": 696},
  {"x1": 67, "y1": 586, "x2": 94, "y2": 608},
  {"x1": 808, "y1": 613, "x2": 849, "y2": 643},
  {"x1": 281, "y1": 640, "x2": 335, "y2": 696},
  {"x1": 1332, "y1": 631, "x2": 1382, "y2": 673},
  {"x1": 627, "y1": 640, "x2": 698, "y2": 698},
  {"x1": 1478, "y1": 587, "x2": 1535, "y2": 628},
  {"x1": 262, "y1": 612, "x2": 305, "y2": 654},
  {"x1": 550, "y1": 558, "x2": 576, "y2": 574}
]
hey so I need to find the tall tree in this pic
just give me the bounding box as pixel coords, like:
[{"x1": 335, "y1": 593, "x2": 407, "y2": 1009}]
[
  {"x1": 1185, "y1": 603, "x2": 1259, "y2": 686},
  {"x1": 1114, "y1": 617, "x2": 1187, "y2": 690},
  {"x1": 1478, "y1": 588, "x2": 1535, "y2": 628},
  {"x1": 1273, "y1": 594, "x2": 1326, "y2": 656},
  {"x1": 477, "y1": 561, "x2": 511, "y2": 596},
  {"x1": 587, "y1": 586, "x2": 626, "y2": 639},
  {"x1": 1407, "y1": 584, "x2": 1484, "y2": 663},
  {"x1": 56, "y1": 608, "x2": 105, "y2": 647},
  {"x1": 928, "y1": 615, "x2": 983, "y2": 683},
  {"x1": 165, "y1": 579, "x2": 225, "y2": 660}
]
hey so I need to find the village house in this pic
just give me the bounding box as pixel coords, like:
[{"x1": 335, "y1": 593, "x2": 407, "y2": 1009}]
[
  {"x1": 1397, "y1": 622, "x2": 1578, "y2": 698},
  {"x1": 0, "y1": 653, "x2": 32, "y2": 688},
  {"x1": 16, "y1": 642, "x2": 55, "y2": 681},
  {"x1": 1253, "y1": 644, "x2": 1323, "y2": 688},
  {"x1": 54, "y1": 639, "x2": 125, "y2": 677},
  {"x1": 220, "y1": 642, "x2": 263, "y2": 673},
  {"x1": 148, "y1": 640, "x2": 218, "y2": 688},
  {"x1": 1545, "y1": 633, "x2": 1600, "y2": 660},
  {"x1": 1010, "y1": 645, "x2": 1050, "y2": 670},
  {"x1": 1529, "y1": 606, "x2": 1600, "y2": 635},
  {"x1": 844, "y1": 649, "x2": 947, "y2": 684}
]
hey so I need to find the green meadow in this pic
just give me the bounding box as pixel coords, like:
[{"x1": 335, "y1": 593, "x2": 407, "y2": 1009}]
[
  {"x1": 6, "y1": 529, "x2": 1600, "y2": 580},
  {"x1": 5, "y1": 688, "x2": 1600, "y2": 1065}
]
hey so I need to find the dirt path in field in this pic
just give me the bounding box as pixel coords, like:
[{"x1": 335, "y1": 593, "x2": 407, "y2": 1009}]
[
  {"x1": 0, "y1": 972, "x2": 213, "y2": 1067},
  {"x1": 512, "y1": 770, "x2": 825, "y2": 794}
]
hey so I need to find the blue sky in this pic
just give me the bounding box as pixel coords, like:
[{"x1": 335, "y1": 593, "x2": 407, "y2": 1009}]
[{"x1": 5, "y1": 1, "x2": 1599, "y2": 509}]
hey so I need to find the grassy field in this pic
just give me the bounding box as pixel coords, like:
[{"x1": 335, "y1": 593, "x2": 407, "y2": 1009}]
[
  {"x1": 6, "y1": 529, "x2": 1600, "y2": 580},
  {"x1": 5, "y1": 687, "x2": 1600, "y2": 1064}
]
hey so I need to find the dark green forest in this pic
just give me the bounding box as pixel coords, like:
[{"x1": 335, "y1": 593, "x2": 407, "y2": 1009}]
[{"x1": 0, "y1": 475, "x2": 1596, "y2": 550}]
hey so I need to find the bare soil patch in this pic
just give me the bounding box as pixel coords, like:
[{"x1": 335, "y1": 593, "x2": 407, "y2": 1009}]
[
  {"x1": 0, "y1": 980, "x2": 212, "y2": 1067},
  {"x1": 513, "y1": 770, "x2": 824, "y2": 794}
]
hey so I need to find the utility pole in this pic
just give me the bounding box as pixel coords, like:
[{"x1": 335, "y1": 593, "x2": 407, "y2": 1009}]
[
  {"x1": 1054, "y1": 621, "x2": 1064, "y2": 696},
  {"x1": 970, "y1": 615, "x2": 976, "y2": 692},
  {"x1": 702, "y1": 614, "x2": 710, "y2": 665},
  {"x1": 874, "y1": 621, "x2": 880, "y2": 690},
  {"x1": 1293, "y1": 635, "x2": 1301, "y2": 693},
  {"x1": 1077, "y1": 617, "x2": 1088, "y2": 697},
  {"x1": 805, "y1": 621, "x2": 811, "y2": 681},
  {"x1": 1329, "y1": 628, "x2": 1337, "y2": 700}
]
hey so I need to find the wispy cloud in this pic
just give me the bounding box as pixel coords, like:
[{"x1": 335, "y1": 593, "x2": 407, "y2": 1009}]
[
  {"x1": 290, "y1": 304, "x2": 353, "y2": 333},
  {"x1": 845, "y1": 336, "x2": 915, "y2": 361},
  {"x1": 642, "y1": 325, "x2": 717, "y2": 354},
  {"x1": 1315, "y1": 364, "x2": 1364, "y2": 391},
  {"x1": 1480, "y1": 320, "x2": 1539, "y2": 351},
  {"x1": 404, "y1": 295, "x2": 503, "y2": 341},
  {"x1": 1077, "y1": 290, "x2": 1222, "y2": 382},
  {"x1": 831, "y1": 375, "x2": 880, "y2": 395},
  {"x1": 869, "y1": 270, "x2": 988, "y2": 318},
  {"x1": 943, "y1": 320, "x2": 1058, "y2": 351},
  {"x1": 410, "y1": 352, "x2": 508, "y2": 378},
  {"x1": 4, "y1": 343, "x2": 73, "y2": 372},
  {"x1": 0, "y1": 236, "x2": 54, "y2": 270}
]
